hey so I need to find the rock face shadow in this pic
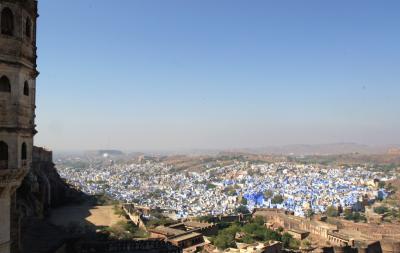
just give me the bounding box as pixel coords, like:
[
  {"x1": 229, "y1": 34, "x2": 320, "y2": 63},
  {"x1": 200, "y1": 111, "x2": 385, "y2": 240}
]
[{"x1": 48, "y1": 201, "x2": 127, "y2": 232}]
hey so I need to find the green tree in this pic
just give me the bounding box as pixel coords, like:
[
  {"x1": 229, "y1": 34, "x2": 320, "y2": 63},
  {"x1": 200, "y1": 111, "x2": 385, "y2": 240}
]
[
  {"x1": 226, "y1": 188, "x2": 237, "y2": 196},
  {"x1": 326, "y1": 205, "x2": 338, "y2": 217},
  {"x1": 305, "y1": 209, "x2": 314, "y2": 218},
  {"x1": 213, "y1": 224, "x2": 241, "y2": 249},
  {"x1": 390, "y1": 208, "x2": 400, "y2": 219},
  {"x1": 281, "y1": 233, "x2": 293, "y2": 248},
  {"x1": 289, "y1": 238, "x2": 300, "y2": 249},
  {"x1": 198, "y1": 215, "x2": 214, "y2": 223},
  {"x1": 263, "y1": 190, "x2": 274, "y2": 200},
  {"x1": 264, "y1": 228, "x2": 281, "y2": 241},
  {"x1": 206, "y1": 183, "x2": 216, "y2": 190},
  {"x1": 345, "y1": 212, "x2": 366, "y2": 223},
  {"x1": 217, "y1": 221, "x2": 231, "y2": 230},
  {"x1": 214, "y1": 233, "x2": 235, "y2": 249},
  {"x1": 236, "y1": 205, "x2": 250, "y2": 214},
  {"x1": 211, "y1": 217, "x2": 304, "y2": 250},
  {"x1": 253, "y1": 216, "x2": 265, "y2": 226},
  {"x1": 271, "y1": 195, "x2": 284, "y2": 204},
  {"x1": 241, "y1": 234, "x2": 255, "y2": 244},
  {"x1": 374, "y1": 206, "x2": 389, "y2": 214},
  {"x1": 302, "y1": 240, "x2": 312, "y2": 249},
  {"x1": 343, "y1": 208, "x2": 352, "y2": 217}
]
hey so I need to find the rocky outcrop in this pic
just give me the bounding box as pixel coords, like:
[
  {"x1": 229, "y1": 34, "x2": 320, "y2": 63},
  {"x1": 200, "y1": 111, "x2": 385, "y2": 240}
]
[
  {"x1": 11, "y1": 146, "x2": 84, "y2": 253},
  {"x1": 17, "y1": 146, "x2": 82, "y2": 218}
]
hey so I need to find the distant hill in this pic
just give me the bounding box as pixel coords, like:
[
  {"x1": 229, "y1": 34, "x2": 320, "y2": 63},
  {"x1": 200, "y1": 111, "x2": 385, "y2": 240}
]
[
  {"x1": 388, "y1": 148, "x2": 400, "y2": 155},
  {"x1": 53, "y1": 143, "x2": 400, "y2": 157},
  {"x1": 138, "y1": 143, "x2": 399, "y2": 156},
  {"x1": 238, "y1": 143, "x2": 396, "y2": 156}
]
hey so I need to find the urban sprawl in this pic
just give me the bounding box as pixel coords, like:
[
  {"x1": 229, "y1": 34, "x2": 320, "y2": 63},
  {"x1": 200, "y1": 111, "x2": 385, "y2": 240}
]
[{"x1": 57, "y1": 159, "x2": 391, "y2": 218}]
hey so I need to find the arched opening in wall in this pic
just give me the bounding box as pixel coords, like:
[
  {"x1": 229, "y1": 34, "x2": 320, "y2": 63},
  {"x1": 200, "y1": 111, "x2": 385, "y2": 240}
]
[
  {"x1": 25, "y1": 17, "x2": 32, "y2": 38},
  {"x1": 1, "y1": 7, "x2": 14, "y2": 36},
  {"x1": 21, "y1": 143, "x2": 27, "y2": 161},
  {"x1": 24, "y1": 81, "x2": 29, "y2": 96},
  {"x1": 0, "y1": 75, "x2": 11, "y2": 92},
  {"x1": 0, "y1": 141, "x2": 8, "y2": 169}
]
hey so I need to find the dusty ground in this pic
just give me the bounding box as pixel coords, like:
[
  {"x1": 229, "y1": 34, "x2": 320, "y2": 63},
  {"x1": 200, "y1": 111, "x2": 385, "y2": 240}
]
[{"x1": 49, "y1": 203, "x2": 127, "y2": 229}]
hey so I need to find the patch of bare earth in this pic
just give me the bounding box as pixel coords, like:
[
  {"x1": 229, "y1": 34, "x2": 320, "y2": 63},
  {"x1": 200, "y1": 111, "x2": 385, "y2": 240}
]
[{"x1": 49, "y1": 203, "x2": 127, "y2": 229}]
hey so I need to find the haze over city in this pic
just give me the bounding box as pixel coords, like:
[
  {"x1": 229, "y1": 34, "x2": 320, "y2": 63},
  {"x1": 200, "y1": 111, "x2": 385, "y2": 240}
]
[
  {"x1": 2, "y1": 1, "x2": 400, "y2": 253},
  {"x1": 35, "y1": 0, "x2": 400, "y2": 151}
]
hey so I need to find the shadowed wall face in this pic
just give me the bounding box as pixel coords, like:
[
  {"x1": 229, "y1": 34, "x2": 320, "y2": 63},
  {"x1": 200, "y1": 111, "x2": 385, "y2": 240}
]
[{"x1": 0, "y1": 0, "x2": 38, "y2": 252}]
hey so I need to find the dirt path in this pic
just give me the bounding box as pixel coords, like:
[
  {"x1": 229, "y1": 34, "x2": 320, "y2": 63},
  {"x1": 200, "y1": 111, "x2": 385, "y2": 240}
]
[{"x1": 49, "y1": 203, "x2": 127, "y2": 228}]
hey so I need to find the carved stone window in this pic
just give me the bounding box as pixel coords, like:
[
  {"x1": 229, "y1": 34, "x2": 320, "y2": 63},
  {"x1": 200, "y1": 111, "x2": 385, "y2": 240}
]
[
  {"x1": 21, "y1": 143, "x2": 27, "y2": 160},
  {"x1": 1, "y1": 8, "x2": 14, "y2": 36},
  {"x1": 0, "y1": 141, "x2": 8, "y2": 169},
  {"x1": 25, "y1": 17, "x2": 32, "y2": 38},
  {"x1": 0, "y1": 76, "x2": 11, "y2": 92},
  {"x1": 24, "y1": 81, "x2": 29, "y2": 96}
]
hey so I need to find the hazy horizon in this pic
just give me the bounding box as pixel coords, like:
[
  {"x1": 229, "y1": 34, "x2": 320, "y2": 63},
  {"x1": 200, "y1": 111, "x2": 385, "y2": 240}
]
[
  {"x1": 35, "y1": 0, "x2": 400, "y2": 150},
  {"x1": 49, "y1": 142, "x2": 400, "y2": 156}
]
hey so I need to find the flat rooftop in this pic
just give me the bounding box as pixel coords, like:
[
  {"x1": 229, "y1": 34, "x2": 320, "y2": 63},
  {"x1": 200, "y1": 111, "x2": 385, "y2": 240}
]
[
  {"x1": 183, "y1": 221, "x2": 214, "y2": 228},
  {"x1": 151, "y1": 226, "x2": 186, "y2": 237},
  {"x1": 170, "y1": 232, "x2": 203, "y2": 242},
  {"x1": 289, "y1": 228, "x2": 309, "y2": 234}
]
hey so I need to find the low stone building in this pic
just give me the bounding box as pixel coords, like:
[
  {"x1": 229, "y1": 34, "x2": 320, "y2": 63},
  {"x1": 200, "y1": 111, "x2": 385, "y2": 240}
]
[
  {"x1": 169, "y1": 221, "x2": 218, "y2": 236},
  {"x1": 327, "y1": 231, "x2": 354, "y2": 247},
  {"x1": 148, "y1": 220, "x2": 218, "y2": 250},
  {"x1": 253, "y1": 208, "x2": 337, "y2": 239},
  {"x1": 252, "y1": 208, "x2": 400, "y2": 253},
  {"x1": 234, "y1": 241, "x2": 282, "y2": 253},
  {"x1": 169, "y1": 232, "x2": 204, "y2": 249},
  {"x1": 287, "y1": 229, "x2": 309, "y2": 240},
  {"x1": 149, "y1": 226, "x2": 204, "y2": 249}
]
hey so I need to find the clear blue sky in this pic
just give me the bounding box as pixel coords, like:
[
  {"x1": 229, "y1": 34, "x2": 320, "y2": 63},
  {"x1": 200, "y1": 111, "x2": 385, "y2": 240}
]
[{"x1": 35, "y1": 0, "x2": 400, "y2": 151}]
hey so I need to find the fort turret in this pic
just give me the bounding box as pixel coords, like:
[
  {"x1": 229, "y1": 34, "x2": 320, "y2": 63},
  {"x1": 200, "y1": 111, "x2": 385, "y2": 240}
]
[{"x1": 0, "y1": 0, "x2": 38, "y2": 252}]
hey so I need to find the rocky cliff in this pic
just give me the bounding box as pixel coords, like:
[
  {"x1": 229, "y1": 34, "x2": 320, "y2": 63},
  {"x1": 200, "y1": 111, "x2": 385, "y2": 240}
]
[
  {"x1": 16, "y1": 147, "x2": 81, "y2": 218},
  {"x1": 11, "y1": 146, "x2": 84, "y2": 253}
]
